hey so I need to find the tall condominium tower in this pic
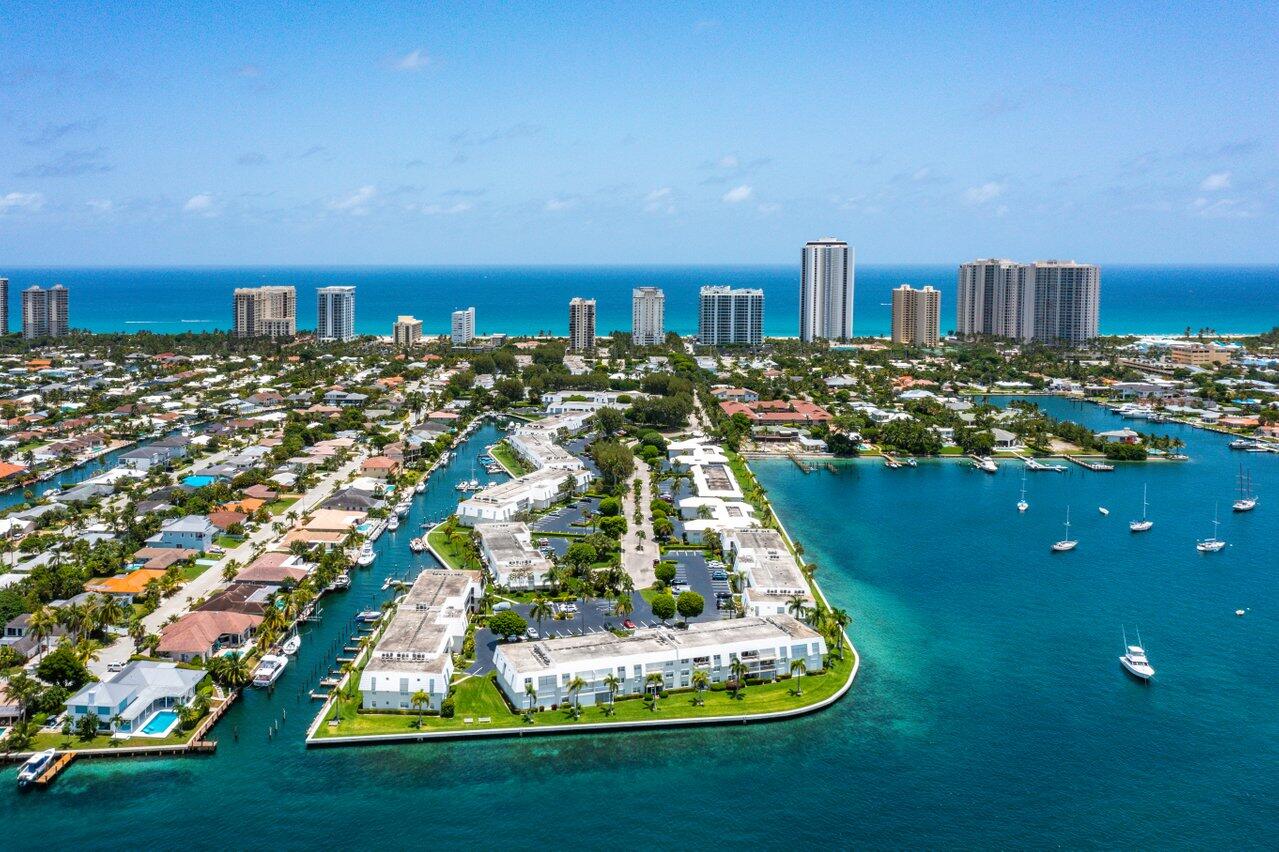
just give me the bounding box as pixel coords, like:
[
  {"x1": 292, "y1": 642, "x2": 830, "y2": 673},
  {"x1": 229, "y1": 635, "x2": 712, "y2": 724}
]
[
  {"x1": 22, "y1": 284, "x2": 69, "y2": 339},
  {"x1": 698, "y1": 286, "x2": 764, "y2": 346},
  {"x1": 451, "y1": 307, "x2": 475, "y2": 346},
  {"x1": 800, "y1": 238, "x2": 853, "y2": 342},
  {"x1": 568, "y1": 298, "x2": 596, "y2": 352},
  {"x1": 316, "y1": 286, "x2": 356, "y2": 342},
  {"x1": 891, "y1": 285, "x2": 941, "y2": 347},
  {"x1": 956, "y1": 259, "x2": 1099, "y2": 344},
  {"x1": 631, "y1": 287, "x2": 665, "y2": 346},
  {"x1": 0, "y1": 277, "x2": 8, "y2": 335},
  {"x1": 393, "y1": 315, "x2": 423, "y2": 348},
  {"x1": 233, "y1": 286, "x2": 296, "y2": 339}
]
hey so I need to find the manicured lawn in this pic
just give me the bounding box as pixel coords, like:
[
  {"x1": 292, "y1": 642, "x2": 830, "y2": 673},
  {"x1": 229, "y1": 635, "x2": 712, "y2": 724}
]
[
  {"x1": 489, "y1": 441, "x2": 533, "y2": 476},
  {"x1": 28, "y1": 728, "x2": 194, "y2": 750},
  {"x1": 317, "y1": 650, "x2": 856, "y2": 738},
  {"x1": 215, "y1": 534, "x2": 244, "y2": 550},
  {"x1": 426, "y1": 525, "x2": 481, "y2": 571},
  {"x1": 266, "y1": 497, "x2": 299, "y2": 515},
  {"x1": 179, "y1": 561, "x2": 213, "y2": 582}
]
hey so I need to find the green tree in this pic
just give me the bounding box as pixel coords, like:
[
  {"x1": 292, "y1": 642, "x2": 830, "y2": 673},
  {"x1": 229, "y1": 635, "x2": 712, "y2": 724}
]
[
  {"x1": 650, "y1": 593, "x2": 677, "y2": 624},
  {"x1": 77, "y1": 711, "x2": 101, "y2": 741},
  {"x1": 410, "y1": 689, "x2": 429, "y2": 728},
  {"x1": 676, "y1": 591, "x2": 704, "y2": 622},
  {"x1": 592, "y1": 406, "x2": 625, "y2": 438},
  {"x1": 654, "y1": 561, "x2": 677, "y2": 587},
  {"x1": 37, "y1": 645, "x2": 90, "y2": 690},
  {"x1": 691, "y1": 669, "x2": 709, "y2": 705},
  {"x1": 789, "y1": 658, "x2": 807, "y2": 695},
  {"x1": 529, "y1": 595, "x2": 553, "y2": 635},
  {"x1": 489, "y1": 609, "x2": 529, "y2": 640}
]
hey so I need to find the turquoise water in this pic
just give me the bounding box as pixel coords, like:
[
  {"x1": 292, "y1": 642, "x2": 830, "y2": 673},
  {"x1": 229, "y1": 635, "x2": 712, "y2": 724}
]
[
  {"x1": 3, "y1": 265, "x2": 1277, "y2": 337},
  {"x1": 139, "y1": 711, "x2": 179, "y2": 737},
  {"x1": 182, "y1": 475, "x2": 216, "y2": 488},
  {"x1": 2, "y1": 410, "x2": 1277, "y2": 847}
]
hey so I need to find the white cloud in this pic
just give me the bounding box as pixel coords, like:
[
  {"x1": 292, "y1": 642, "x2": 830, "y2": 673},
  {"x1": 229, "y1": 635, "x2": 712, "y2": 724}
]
[
  {"x1": 722, "y1": 184, "x2": 753, "y2": 203},
  {"x1": 0, "y1": 191, "x2": 45, "y2": 213},
  {"x1": 644, "y1": 187, "x2": 674, "y2": 214},
  {"x1": 85, "y1": 199, "x2": 115, "y2": 213},
  {"x1": 545, "y1": 197, "x2": 577, "y2": 212},
  {"x1": 911, "y1": 167, "x2": 933, "y2": 182},
  {"x1": 963, "y1": 181, "x2": 1005, "y2": 205},
  {"x1": 416, "y1": 201, "x2": 473, "y2": 215},
  {"x1": 329, "y1": 185, "x2": 377, "y2": 215},
  {"x1": 1199, "y1": 171, "x2": 1232, "y2": 191},
  {"x1": 717, "y1": 155, "x2": 739, "y2": 169},
  {"x1": 756, "y1": 202, "x2": 781, "y2": 214},
  {"x1": 1188, "y1": 196, "x2": 1255, "y2": 219},
  {"x1": 183, "y1": 193, "x2": 216, "y2": 215},
  {"x1": 395, "y1": 49, "x2": 431, "y2": 71}
]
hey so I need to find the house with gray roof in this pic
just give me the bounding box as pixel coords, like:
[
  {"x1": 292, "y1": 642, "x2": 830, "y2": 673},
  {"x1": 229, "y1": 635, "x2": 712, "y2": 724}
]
[{"x1": 64, "y1": 660, "x2": 206, "y2": 734}]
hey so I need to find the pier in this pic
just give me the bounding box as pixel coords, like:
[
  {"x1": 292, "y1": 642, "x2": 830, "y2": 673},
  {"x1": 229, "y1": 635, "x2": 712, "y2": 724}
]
[
  {"x1": 1064, "y1": 455, "x2": 1115, "y2": 472},
  {"x1": 787, "y1": 453, "x2": 813, "y2": 473}
]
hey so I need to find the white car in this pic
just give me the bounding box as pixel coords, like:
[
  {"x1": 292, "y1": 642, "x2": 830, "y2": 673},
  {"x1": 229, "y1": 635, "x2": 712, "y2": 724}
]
[{"x1": 107, "y1": 661, "x2": 126, "y2": 672}]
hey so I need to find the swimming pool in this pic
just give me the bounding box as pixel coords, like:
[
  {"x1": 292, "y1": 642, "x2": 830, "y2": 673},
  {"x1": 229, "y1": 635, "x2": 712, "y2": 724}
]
[
  {"x1": 183, "y1": 475, "x2": 216, "y2": 488},
  {"x1": 139, "y1": 710, "x2": 180, "y2": 737},
  {"x1": 355, "y1": 521, "x2": 375, "y2": 535}
]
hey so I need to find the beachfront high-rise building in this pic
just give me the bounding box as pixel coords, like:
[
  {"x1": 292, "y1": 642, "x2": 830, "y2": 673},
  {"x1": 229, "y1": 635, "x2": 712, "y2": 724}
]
[
  {"x1": 393, "y1": 315, "x2": 423, "y2": 348},
  {"x1": 800, "y1": 238, "x2": 853, "y2": 342},
  {"x1": 233, "y1": 286, "x2": 296, "y2": 339},
  {"x1": 22, "y1": 284, "x2": 69, "y2": 339},
  {"x1": 956, "y1": 259, "x2": 1099, "y2": 345},
  {"x1": 631, "y1": 287, "x2": 665, "y2": 346},
  {"x1": 891, "y1": 285, "x2": 941, "y2": 347},
  {"x1": 0, "y1": 278, "x2": 7, "y2": 335},
  {"x1": 568, "y1": 297, "x2": 596, "y2": 352},
  {"x1": 316, "y1": 286, "x2": 355, "y2": 342},
  {"x1": 451, "y1": 307, "x2": 475, "y2": 346},
  {"x1": 697, "y1": 286, "x2": 764, "y2": 346}
]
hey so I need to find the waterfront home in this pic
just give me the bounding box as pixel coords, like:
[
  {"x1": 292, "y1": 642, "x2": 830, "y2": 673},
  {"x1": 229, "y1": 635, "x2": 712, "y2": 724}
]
[
  {"x1": 719, "y1": 399, "x2": 832, "y2": 426},
  {"x1": 0, "y1": 682, "x2": 20, "y2": 727},
  {"x1": 540, "y1": 389, "x2": 640, "y2": 415},
  {"x1": 722, "y1": 528, "x2": 813, "y2": 618},
  {"x1": 1097, "y1": 428, "x2": 1142, "y2": 444},
  {"x1": 235, "y1": 552, "x2": 312, "y2": 586},
  {"x1": 456, "y1": 468, "x2": 577, "y2": 524},
  {"x1": 475, "y1": 522, "x2": 554, "y2": 589},
  {"x1": 361, "y1": 455, "x2": 400, "y2": 479},
  {"x1": 85, "y1": 569, "x2": 166, "y2": 603},
  {"x1": 118, "y1": 445, "x2": 171, "y2": 471},
  {"x1": 677, "y1": 497, "x2": 757, "y2": 543},
  {"x1": 493, "y1": 615, "x2": 827, "y2": 710},
  {"x1": 146, "y1": 515, "x2": 218, "y2": 552},
  {"x1": 64, "y1": 661, "x2": 206, "y2": 735},
  {"x1": 991, "y1": 428, "x2": 1022, "y2": 450},
  {"x1": 157, "y1": 610, "x2": 261, "y2": 662},
  {"x1": 199, "y1": 581, "x2": 279, "y2": 616},
  {"x1": 359, "y1": 570, "x2": 482, "y2": 713},
  {"x1": 689, "y1": 461, "x2": 744, "y2": 501}
]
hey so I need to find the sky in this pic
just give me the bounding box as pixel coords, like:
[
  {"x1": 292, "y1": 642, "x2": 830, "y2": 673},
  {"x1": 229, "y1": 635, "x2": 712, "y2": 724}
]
[{"x1": 0, "y1": 1, "x2": 1276, "y2": 265}]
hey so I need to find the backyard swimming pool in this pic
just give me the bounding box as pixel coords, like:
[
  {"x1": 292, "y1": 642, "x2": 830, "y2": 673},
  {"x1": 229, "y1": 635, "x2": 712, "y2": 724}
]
[
  {"x1": 182, "y1": 475, "x2": 216, "y2": 488},
  {"x1": 138, "y1": 710, "x2": 180, "y2": 737}
]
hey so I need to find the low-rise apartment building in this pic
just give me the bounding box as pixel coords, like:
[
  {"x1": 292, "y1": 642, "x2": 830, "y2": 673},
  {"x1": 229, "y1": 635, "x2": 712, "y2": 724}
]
[
  {"x1": 475, "y1": 522, "x2": 554, "y2": 589},
  {"x1": 723, "y1": 528, "x2": 813, "y2": 617}
]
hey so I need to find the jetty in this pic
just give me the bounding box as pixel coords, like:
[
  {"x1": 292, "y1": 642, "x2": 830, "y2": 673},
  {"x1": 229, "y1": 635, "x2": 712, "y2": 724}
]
[
  {"x1": 788, "y1": 454, "x2": 813, "y2": 473},
  {"x1": 1014, "y1": 453, "x2": 1067, "y2": 472},
  {"x1": 30, "y1": 751, "x2": 76, "y2": 787},
  {"x1": 1064, "y1": 455, "x2": 1115, "y2": 472}
]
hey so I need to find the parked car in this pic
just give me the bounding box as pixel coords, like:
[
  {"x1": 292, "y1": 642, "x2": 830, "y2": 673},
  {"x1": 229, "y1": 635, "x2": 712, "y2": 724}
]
[
  {"x1": 711, "y1": 570, "x2": 728, "y2": 580},
  {"x1": 525, "y1": 627, "x2": 539, "y2": 640},
  {"x1": 107, "y1": 661, "x2": 126, "y2": 672},
  {"x1": 623, "y1": 619, "x2": 636, "y2": 629},
  {"x1": 493, "y1": 601, "x2": 512, "y2": 612}
]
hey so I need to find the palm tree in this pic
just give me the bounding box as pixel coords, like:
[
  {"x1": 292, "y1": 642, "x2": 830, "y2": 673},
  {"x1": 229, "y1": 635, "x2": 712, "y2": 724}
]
[
  {"x1": 729, "y1": 658, "x2": 749, "y2": 697},
  {"x1": 567, "y1": 675, "x2": 586, "y2": 717},
  {"x1": 410, "y1": 689, "x2": 429, "y2": 728},
  {"x1": 529, "y1": 595, "x2": 552, "y2": 636},
  {"x1": 644, "y1": 671, "x2": 664, "y2": 697},
  {"x1": 786, "y1": 594, "x2": 809, "y2": 622},
  {"x1": 828, "y1": 607, "x2": 851, "y2": 659},
  {"x1": 789, "y1": 658, "x2": 807, "y2": 695},
  {"x1": 95, "y1": 594, "x2": 126, "y2": 634},
  {"x1": 523, "y1": 681, "x2": 537, "y2": 716},
  {"x1": 73, "y1": 638, "x2": 103, "y2": 666},
  {"x1": 691, "y1": 669, "x2": 709, "y2": 706},
  {"x1": 613, "y1": 594, "x2": 634, "y2": 621},
  {"x1": 602, "y1": 672, "x2": 620, "y2": 714},
  {"x1": 27, "y1": 605, "x2": 59, "y2": 656}
]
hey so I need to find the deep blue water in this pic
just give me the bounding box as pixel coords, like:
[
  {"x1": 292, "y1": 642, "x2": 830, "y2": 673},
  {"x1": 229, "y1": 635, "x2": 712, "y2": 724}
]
[
  {"x1": 2, "y1": 409, "x2": 1277, "y2": 848},
  {"x1": 3, "y1": 265, "x2": 1277, "y2": 337}
]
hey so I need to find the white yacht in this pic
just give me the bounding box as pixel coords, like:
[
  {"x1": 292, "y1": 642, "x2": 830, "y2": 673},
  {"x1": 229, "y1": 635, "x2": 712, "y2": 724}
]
[
  {"x1": 252, "y1": 654, "x2": 288, "y2": 687},
  {"x1": 387, "y1": 514, "x2": 400, "y2": 531},
  {"x1": 16, "y1": 749, "x2": 57, "y2": 787},
  {"x1": 282, "y1": 633, "x2": 301, "y2": 656},
  {"x1": 415, "y1": 480, "x2": 426, "y2": 494},
  {"x1": 356, "y1": 543, "x2": 376, "y2": 566},
  {"x1": 1196, "y1": 505, "x2": 1225, "y2": 553},
  {"x1": 1051, "y1": 507, "x2": 1077, "y2": 552},
  {"x1": 409, "y1": 536, "x2": 426, "y2": 553},
  {"x1": 1017, "y1": 470, "x2": 1029, "y2": 512},
  {"x1": 972, "y1": 455, "x2": 998, "y2": 474},
  {"x1": 1129, "y1": 484, "x2": 1153, "y2": 532},
  {"x1": 1119, "y1": 629, "x2": 1155, "y2": 681},
  {"x1": 1232, "y1": 466, "x2": 1257, "y2": 513},
  {"x1": 1098, "y1": 506, "x2": 1109, "y2": 516},
  {"x1": 395, "y1": 500, "x2": 410, "y2": 517},
  {"x1": 331, "y1": 571, "x2": 351, "y2": 590}
]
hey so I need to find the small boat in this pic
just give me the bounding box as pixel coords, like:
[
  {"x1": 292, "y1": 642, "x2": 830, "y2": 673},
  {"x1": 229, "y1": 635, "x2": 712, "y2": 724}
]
[
  {"x1": 16, "y1": 749, "x2": 57, "y2": 787},
  {"x1": 1119, "y1": 629, "x2": 1155, "y2": 681},
  {"x1": 1235, "y1": 609, "x2": 1246, "y2": 617},
  {"x1": 971, "y1": 455, "x2": 998, "y2": 473},
  {"x1": 395, "y1": 500, "x2": 410, "y2": 517},
  {"x1": 1017, "y1": 470, "x2": 1028, "y2": 512},
  {"x1": 1167, "y1": 453, "x2": 1189, "y2": 461},
  {"x1": 282, "y1": 633, "x2": 301, "y2": 656},
  {"x1": 1232, "y1": 466, "x2": 1257, "y2": 513},
  {"x1": 356, "y1": 610, "x2": 382, "y2": 624},
  {"x1": 884, "y1": 456, "x2": 902, "y2": 469},
  {"x1": 415, "y1": 480, "x2": 426, "y2": 494},
  {"x1": 387, "y1": 515, "x2": 400, "y2": 531},
  {"x1": 1129, "y1": 484, "x2": 1153, "y2": 532},
  {"x1": 331, "y1": 572, "x2": 351, "y2": 590},
  {"x1": 1051, "y1": 507, "x2": 1077, "y2": 552},
  {"x1": 1196, "y1": 505, "x2": 1225, "y2": 553},
  {"x1": 1098, "y1": 507, "x2": 1109, "y2": 516},
  {"x1": 409, "y1": 537, "x2": 426, "y2": 553},
  {"x1": 355, "y1": 543, "x2": 376, "y2": 567},
  {"x1": 1229, "y1": 438, "x2": 1256, "y2": 450},
  {"x1": 252, "y1": 654, "x2": 288, "y2": 687}
]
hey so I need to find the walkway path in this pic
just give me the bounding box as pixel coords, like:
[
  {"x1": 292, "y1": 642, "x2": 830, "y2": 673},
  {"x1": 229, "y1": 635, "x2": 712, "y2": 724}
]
[{"x1": 621, "y1": 455, "x2": 656, "y2": 589}]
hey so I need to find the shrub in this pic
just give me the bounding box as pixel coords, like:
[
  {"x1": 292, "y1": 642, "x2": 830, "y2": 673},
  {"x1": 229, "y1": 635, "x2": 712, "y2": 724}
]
[
  {"x1": 439, "y1": 697, "x2": 455, "y2": 718},
  {"x1": 598, "y1": 496, "x2": 621, "y2": 517}
]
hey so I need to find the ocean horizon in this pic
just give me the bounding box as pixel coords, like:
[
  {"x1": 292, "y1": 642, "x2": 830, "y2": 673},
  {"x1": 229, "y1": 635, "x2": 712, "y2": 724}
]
[{"x1": 3, "y1": 264, "x2": 1277, "y2": 338}]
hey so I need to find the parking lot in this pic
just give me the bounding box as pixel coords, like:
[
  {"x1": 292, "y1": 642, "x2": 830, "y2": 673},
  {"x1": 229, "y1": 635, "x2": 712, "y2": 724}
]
[{"x1": 531, "y1": 496, "x2": 603, "y2": 534}]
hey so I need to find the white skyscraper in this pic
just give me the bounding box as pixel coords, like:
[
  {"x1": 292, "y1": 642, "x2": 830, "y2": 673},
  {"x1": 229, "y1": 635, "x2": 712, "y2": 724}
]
[
  {"x1": 233, "y1": 286, "x2": 296, "y2": 339},
  {"x1": 568, "y1": 298, "x2": 596, "y2": 352},
  {"x1": 316, "y1": 286, "x2": 355, "y2": 342},
  {"x1": 891, "y1": 285, "x2": 941, "y2": 347},
  {"x1": 800, "y1": 238, "x2": 853, "y2": 342},
  {"x1": 451, "y1": 307, "x2": 475, "y2": 346},
  {"x1": 698, "y1": 286, "x2": 764, "y2": 346},
  {"x1": 956, "y1": 259, "x2": 1099, "y2": 345},
  {"x1": 0, "y1": 277, "x2": 7, "y2": 335},
  {"x1": 22, "y1": 284, "x2": 69, "y2": 339},
  {"x1": 631, "y1": 287, "x2": 665, "y2": 346}
]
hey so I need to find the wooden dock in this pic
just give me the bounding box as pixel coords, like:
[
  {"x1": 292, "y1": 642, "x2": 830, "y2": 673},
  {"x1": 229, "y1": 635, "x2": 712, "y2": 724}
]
[
  {"x1": 787, "y1": 454, "x2": 813, "y2": 473},
  {"x1": 1064, "y1": 455, "x2": 1115, "y2": 472},
  {"x1": 33, "y1": 751, "x2": 76, "y2": 786}
]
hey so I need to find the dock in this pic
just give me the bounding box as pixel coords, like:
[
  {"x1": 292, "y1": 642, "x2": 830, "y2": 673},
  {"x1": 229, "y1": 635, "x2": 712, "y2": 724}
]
[
  {"x1": 787, "y1": 453, "x2": 813, "y2": 473},
  {"x1": 32, "y1": 751, "x2": 76, "y2": 786},
  {"x1": 1014, "y1": 453, "x2": 1068, "y2": 472},
  {"x1": 1064, "y1": 455, "x2": 1115, "y2": 472}
]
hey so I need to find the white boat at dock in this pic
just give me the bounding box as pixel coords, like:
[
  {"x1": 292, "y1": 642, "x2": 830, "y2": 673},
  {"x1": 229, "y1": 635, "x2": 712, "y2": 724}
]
[
  {"x1": 330, "y1": 572, "x2": 351, "y2": 590},
  {"x1": 394, "y1": 500, "x2": 410, "y2": 517},
  {"x1": 970, "y1": 455, "x2": 998, "y2": 473},
  {"x1": 16, "y1": 749, "x2": 57, "y2": 787},
  {"x1": 387, "y1": 514, "x2": 400, "y2": 531},
  {"x1": 409, "y1": 537, "x2": 426, "y2": 553},
  {"x1": 1021, "y1": 456, "x2": 1067, "y2": 472},
  {"x1": 356, "y1": 610, "x2": 382, "y2": 624},
  {"x1": 355, "y1": 543, "x2": 376, "y2": 567},
  {"x1": 1119, "y1": 629, "x2": 1155, "y2": 682},
  {"x1": 415, "y1": 480, "x2": 426, "y2": 494},
  {"x1": 282, "y1": 633, "x2": 301, "y2": 656},
  {"x1": 252, "y1": 654, "x2": 288, "y2": 687}
]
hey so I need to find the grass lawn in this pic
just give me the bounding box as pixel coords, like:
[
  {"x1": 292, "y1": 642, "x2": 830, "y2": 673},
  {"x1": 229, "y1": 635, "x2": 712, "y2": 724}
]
[
  {"x1": 266, "y1": 497, "x2": 299, "y2": 515},
  {"x1": 179, "y1": 561, "x2": 212, "y2": 582},
  {"x1": 489, "y1": 441, "x2": 533, "y2": 476},
  {"x1": 214, "y1": 534, "x2": 244, "y2": 550},
  {"x1": 317, "y1": 650, "x2": 856, "y2": 738},
  {"x1": 28, "y1": 728, "x2": 194, "y2": 750},
  {"x1": 426, "y1": 525, "x2": 481, "y2": 571}
]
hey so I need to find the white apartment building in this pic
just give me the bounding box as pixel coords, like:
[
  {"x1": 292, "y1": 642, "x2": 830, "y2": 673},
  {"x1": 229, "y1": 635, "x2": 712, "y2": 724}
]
[
  {"x1": 891, "y1": 284, "x2": 941, "y2": 346},
  {"x1": 698, "y1": 286, "x2": 764, "y2": 346},
  {"x1": 455, "y1": 467, "x2": 577, "y2": 524},
  {"x1": 541, "y1": 390, "x2": 637, "y2": 416},
  {"x1": 568, "y1": 297, "x2": 596, "y2": 352},
  {"x1": 0, "y1": 277, "x2": 8, "y2": 334},
  {"x1": 359, "y1": 569, "x2": 481, "y2": 712},
  {"x1": 316, "y1": 286, "x2": 355, "y2": 342},
  {"x1": 957, "y1": 259, "x2": 1099, "y2": 345},
  {"x1": 393, "y1": 315, "x2": 423, "y2": 347},
  {"x1": 723, "y1": 528, "x2": 813, "y2": 618},
  {"x1": 451, "y1": 307, "x2": 476, "y2": 346},
  {"x1": 233, "y1": 286, "x2": 296, "y2": 339},
  {"x1": 22, "y1": 284, "x2": 69, "y2": 339},
  {"x1": 493, "y1": 615, "x2": 827, "y2": 710},
  {"x1": 631, "y1": 286, "x2": 665, "y2": 346},
  {"x1": 800, "y1": 238, "x2": 853, "y2": 342},
  {"x1": 1029, "y1": 260, "x2": 1100, "y2": 345},
  {"x1": 475, "y1": 522, "x2": 554, "y2": 589}
]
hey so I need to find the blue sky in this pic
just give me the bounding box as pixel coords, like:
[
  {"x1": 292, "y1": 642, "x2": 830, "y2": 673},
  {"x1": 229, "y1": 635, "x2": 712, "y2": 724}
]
[{"x1": 0, "y1": 1, "x2": 1276, "y2": 264}]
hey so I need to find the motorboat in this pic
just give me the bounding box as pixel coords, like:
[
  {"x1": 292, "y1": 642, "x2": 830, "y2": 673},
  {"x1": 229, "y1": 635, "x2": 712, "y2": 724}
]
[
  {"x1": 1129, "y1": 484, "x2": 1153, "y2": 532},
  {"x1": 1196, "y1": 505, "x2": 1225, "y2": 553},
  {"x1": 1232, "y1": 466, "x2": 1257, "y2": 513},
  {"x1": 415, "y1": 480, "x2": 426, "y2": 494},
  {"x1": 971, "y1": 455, "x2": 998, "y2": 473},
  {"x1": 252, "y1": 654, "x2": 288, "y2": 687},
  {"x1": 1098, "y1": 507, "x2": 1109, "y2": 516},
  {"x1": 355, "y1": 543, "x2": 376, "y2": 567},
  {"x1": 16, "y1": 749, "x2": 57, "y2": 787},
  {"x1": 387, "y1": 515, "x2": 400, "y2": 531},
  {"x1": 281, "y1": 633, "x2": 301, "y2": 656},
  {"x1": 1229, "y1": 438, "x2": 1257, "y2": 450},
  {"x1": 1119, "y1": 629, "x2": 1155, "y2": 681},
  {"x1": 1051, "y1": 507, "x2": 1077, "y2": 552},
  {"x1": 395, "y1": 500, "x2": 410, "y2": 517},
  {"x1": 1235, "y1": 609, "x2": 1246, "y2": 617},
  {"x1": 409, "y1": 536, "x2": 426, "y2": 553},
  {"x1": 356, "y1": 610, "x2": 382, "y2": 624},
  {"x1": 331, "y1": 572, "x2": 351, "y2": 590}
]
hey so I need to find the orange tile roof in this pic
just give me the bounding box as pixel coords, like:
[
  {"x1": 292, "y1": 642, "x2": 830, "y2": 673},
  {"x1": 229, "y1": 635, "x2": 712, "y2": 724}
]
[{"x1": 86, "y1": 569, "x2": 167, "y2": 596}]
